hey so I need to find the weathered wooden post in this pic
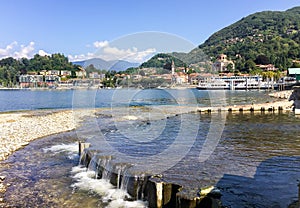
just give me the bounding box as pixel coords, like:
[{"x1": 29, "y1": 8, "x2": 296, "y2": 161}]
[{"x1": 78, "y1": 141, "x2": 90, "y2": 155}]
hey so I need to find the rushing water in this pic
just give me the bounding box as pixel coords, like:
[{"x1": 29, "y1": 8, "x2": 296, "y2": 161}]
[{"x1": 0, "y1": 89, "x2": 299, "y2": 207}]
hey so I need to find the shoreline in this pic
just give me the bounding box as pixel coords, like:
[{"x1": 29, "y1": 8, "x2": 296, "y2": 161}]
[{"x1": 0, "y1": 85, "x2": 280, "y2": 91}]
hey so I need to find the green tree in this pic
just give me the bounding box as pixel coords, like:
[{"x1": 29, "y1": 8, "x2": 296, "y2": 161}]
[
  {"x1": 244, "y1": 59, "x2": 257, "y2": 72},
  {"x1": 226, "y1": 63, "x2": 234, "y2": 72},
  {"x1": 255, "y1": 54, "x2": 270, "y2": 65}
]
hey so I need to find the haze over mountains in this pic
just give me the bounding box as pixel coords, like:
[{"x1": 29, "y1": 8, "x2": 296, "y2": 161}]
[{"x1": 73, "y1": 58, "x2": 140, "y2": 72}]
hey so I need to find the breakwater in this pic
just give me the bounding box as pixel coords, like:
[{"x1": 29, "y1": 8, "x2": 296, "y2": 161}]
[
  {"x1": 79, "y1": 142, "x2": 222, "y2": 208},
  {"x1": 197, "y1": 100, "x2": 293, "y2": 113}
]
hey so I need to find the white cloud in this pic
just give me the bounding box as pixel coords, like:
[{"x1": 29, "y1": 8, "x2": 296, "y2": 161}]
[
  {"x1": 93, "y1": 40, "x2": 109, "y2": 48},
  {"x1": 69, "y1": 40, "x2": 156, "y2": 63},
  {"x1": 68, "y1": 52, "x2": 98, "y2": 62},
  {"x1": 14, "y1": 42, "x2": 35, "y2": 59},
  {"x1": 38, "y1": 49, "x2": 50, "y2": 56},
  {"x1": 0, "y1": 41, "x2": 36, "y2": 59},
  {"x1": 0, "y1": 40, "x2": 156, "y2": 64},
  {"x1": 0, "y1": 41, "x2": 18, "y2": 58}
]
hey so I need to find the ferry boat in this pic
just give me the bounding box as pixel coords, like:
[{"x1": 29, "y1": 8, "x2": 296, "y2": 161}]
[{"x1": 197, "y1": 76, "x2": 275, "y2": 90}]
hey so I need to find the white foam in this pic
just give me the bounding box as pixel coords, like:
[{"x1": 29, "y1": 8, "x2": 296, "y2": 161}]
[
  {"x1": 107, "y1": 199, "x2": 148, "y2": 208},
  {"x1": 122, "y1": 115, "x2": 138, "y2": 120},
  {"x1": 43, "y1": 143, "x2": 78, "y2": 153},
  {"x1": 43, "y1": 143, "x2": 79, "y2": 160},
  {"x1": 71, "y1": 166, "x2": 148, "y2": 208}
]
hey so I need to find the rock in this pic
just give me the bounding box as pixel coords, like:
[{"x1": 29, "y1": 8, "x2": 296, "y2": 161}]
[{"x1": 0, "y1": 176, "x2": 6, "y2": 181}]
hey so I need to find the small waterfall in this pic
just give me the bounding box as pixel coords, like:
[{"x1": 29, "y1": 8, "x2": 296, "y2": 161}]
[
  {"x1": 88, "y1": 155, "x2": 98, "y2": 170},
  {"x1": 117, "y1": 167, "x2": 122, "y2": 189},
  {"x1": 135, "y1": 174, "x2": 146, "y2": 200},
  {"x1": 120, "y1": 168, "x2": 130, "y2": 191},
  {"x1": 115, "y1": 163, "x2": 131, "y2": 190},
  {"x1": 98, "y1": 156, "x2": 113, "y2": 180},
  {"x1": 79, "y1": 149, "x2": 89, "y2": 167},
  {"x1": 76, "y1": 150, "x2": 148, "y2": 207}
]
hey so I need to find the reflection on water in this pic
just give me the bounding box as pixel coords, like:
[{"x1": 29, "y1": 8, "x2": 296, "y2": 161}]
[{"x1": 0, "y1": 110, "x2": 299, "y2": 207}]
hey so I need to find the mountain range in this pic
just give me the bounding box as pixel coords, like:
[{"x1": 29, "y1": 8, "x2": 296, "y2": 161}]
[{"x1": 73, "y1": 58, "x2": 140, "y2": 72}]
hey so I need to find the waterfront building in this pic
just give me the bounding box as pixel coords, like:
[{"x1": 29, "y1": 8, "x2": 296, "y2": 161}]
[
  {"x1": 19, "y1": 75, "x2": 44, "y2": 88},
  {"x1": 45, "y1": 75, "x2": 60, "y2": 86},
  {"x1": 212, "y1": 54, "x2": 235, "y2": 72},
  {"x1": 188, "y1": 73, "x2": 201, "y2": 85},
  {"x1": 288, "y1": 68, "x2": 300, "y2": 83}
]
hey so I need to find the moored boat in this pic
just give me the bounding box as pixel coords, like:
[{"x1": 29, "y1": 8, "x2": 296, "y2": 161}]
[{"x1": 197, "y1": 75, "x2": 275, "y2": 90}]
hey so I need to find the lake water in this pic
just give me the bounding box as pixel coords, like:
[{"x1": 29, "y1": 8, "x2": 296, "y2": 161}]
[
  {"x1": 0, "y1": 89, "x2": 299, "y2": 207},
  {"x1": 0, "y1": 88, "x2": 275, "y2": 112}
]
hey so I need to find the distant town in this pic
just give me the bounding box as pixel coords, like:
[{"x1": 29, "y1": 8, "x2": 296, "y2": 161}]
[{"x1": 9, "y1": 53, "x2": 299, "y2": 90}]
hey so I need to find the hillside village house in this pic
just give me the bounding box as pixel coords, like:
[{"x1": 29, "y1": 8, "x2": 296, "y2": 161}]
[
  {"x1": 256, "y1": 64, "x2": 276, "y2": 71},
  {"x1": 75, "y1": 67, "x2": 87, "y2": 78},
  {"x1": 212, "y1": 54, "x2": 235, "y2": 72}
]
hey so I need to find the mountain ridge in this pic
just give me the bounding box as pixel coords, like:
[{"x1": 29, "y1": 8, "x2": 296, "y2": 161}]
[
  {"x1": 143, "y1": 6, "x2": 300, "y2": 72},
  {"x1": 196, "y1": 6, "x2": 300, "y2": 70},
  {"x1": 73, "y1": 58, "x2": 139, "y2": 72}
]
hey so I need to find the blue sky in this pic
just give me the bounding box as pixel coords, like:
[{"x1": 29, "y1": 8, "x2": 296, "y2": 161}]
[{"x1": 0, "y1": 0, "x2": 299, "y2": 62}]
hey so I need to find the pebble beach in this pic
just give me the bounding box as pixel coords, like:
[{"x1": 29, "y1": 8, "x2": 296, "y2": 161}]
[{"x1": 0, "y1": 109, "x2": 95, "y2": 161}]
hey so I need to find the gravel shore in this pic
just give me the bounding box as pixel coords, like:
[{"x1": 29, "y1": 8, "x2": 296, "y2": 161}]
[{"x1": 0, "y1": 109, "x2": 95, "y2": 161}]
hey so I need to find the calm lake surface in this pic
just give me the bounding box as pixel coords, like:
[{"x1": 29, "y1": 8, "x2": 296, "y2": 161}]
[
  {"x1": 0, "y1": 89, "x2": 299, "y2": 207},
  {"x1": 0, "y1": 88, "x2": 275, "y2": 112}
]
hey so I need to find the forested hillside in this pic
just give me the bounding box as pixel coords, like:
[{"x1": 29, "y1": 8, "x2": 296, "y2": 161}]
[
  {"x1": 0, "y1": 54, "x2": 79, "y2": 87},
  {"x1": 197, "y1": 6, "x2": 300, "y2": 71}
]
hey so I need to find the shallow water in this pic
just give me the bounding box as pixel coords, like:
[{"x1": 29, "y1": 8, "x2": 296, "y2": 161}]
[{"x1": 0, "y1": 111, "x2": 299, "y2": 207}]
